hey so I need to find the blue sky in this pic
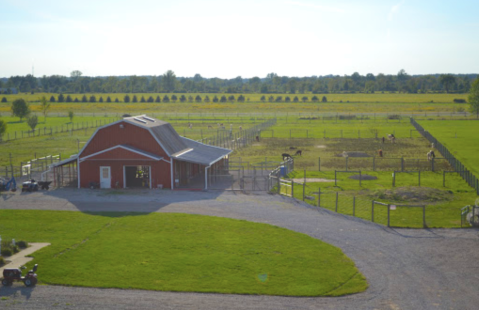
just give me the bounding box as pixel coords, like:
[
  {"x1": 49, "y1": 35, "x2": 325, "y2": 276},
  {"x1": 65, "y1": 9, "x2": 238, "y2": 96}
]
[{"x1": 1, "y1": 0, "x2": 478, "y2": 78}]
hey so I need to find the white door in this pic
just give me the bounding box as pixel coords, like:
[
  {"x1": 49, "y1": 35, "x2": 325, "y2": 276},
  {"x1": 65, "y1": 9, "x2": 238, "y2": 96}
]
[{"x1": 100, "y1": 166, "x2": 111, "y2": 189}]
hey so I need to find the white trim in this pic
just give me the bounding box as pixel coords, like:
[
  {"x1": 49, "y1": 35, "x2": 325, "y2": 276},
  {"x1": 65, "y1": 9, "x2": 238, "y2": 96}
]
[
  {"x1": 149, "y1": 166, "x2": 152, "y2": 189},
  {"x1": 205, "y1": 166, "x2": 209, "y2": 190},
  {"x1": 123, "y1": 166, "x2": 126, "y2": 189},
  {"x1": 77, "y1": 157, "x2": 80, "y2": 189},
  {"x1": 181, "y1": 136, "x2": 232, "y2": 151},
  {"x1": 80, "y1": 145, "x2": 165, "y2": 162},
  {"x1": 208, "y1": 155, "x2": 228, "y2": 167},
  {"x1": 170, "y1": 159, "x2": 174, "y2": 190},
  {"x1": 172, "y1": 148, "x2": 193, "y2": 157}
]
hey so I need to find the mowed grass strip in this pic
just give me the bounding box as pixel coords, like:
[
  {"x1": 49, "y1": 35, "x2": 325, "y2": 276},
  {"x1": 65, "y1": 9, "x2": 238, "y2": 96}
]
[{"x1": 0, "y1": 210, "x2": 367, "y2": 296}]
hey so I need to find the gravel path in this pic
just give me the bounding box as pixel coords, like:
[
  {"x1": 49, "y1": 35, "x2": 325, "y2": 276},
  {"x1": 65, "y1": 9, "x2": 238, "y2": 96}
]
[{"x1": 1, "y1": 189, "x2": 479, "y2": 310}]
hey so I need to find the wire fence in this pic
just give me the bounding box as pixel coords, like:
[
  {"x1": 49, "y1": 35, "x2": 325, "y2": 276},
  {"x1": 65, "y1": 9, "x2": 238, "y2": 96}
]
[
  {"x1": 411, "y1": 118, "x2": 479, "y2": 194},
  {"x1": 0, "y1": 118, "x2": 120, "y2": 143},
  {"x1": 318, "y1": 156, "x2": 452, "y2": 171}
]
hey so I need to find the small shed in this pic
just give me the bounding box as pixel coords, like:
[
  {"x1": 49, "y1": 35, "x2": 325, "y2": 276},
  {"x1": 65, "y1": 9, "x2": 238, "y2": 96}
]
[{"x1": 52, "y1": 115, "x2": 232, "y2": 190}]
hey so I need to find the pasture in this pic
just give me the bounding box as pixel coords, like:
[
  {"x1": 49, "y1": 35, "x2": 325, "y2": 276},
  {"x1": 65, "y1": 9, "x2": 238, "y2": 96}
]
[
  {"x1": 418, "y1": 120, "x2": 479, "y2": 177},
  {"x1": 0, "y1": 210, "x2": 367, "y2": 296}
]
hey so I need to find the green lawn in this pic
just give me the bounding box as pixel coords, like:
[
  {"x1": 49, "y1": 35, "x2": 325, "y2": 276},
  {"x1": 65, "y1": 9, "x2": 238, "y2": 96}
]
[
  {"x1": 281, "y1": 170, "x2": 476, "y2": 228},
  {"x1": 419, "y1": 120, "x2": 479, "y2": 176},
  {"x1": 0, "y1": 211, "x2": 367, "y2": 296}
]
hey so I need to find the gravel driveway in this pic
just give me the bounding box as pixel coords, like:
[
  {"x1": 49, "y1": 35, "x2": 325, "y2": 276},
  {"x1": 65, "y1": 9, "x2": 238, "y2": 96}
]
[{"x1": 1, "y1": 189, "x2": 479, "y2": 310}]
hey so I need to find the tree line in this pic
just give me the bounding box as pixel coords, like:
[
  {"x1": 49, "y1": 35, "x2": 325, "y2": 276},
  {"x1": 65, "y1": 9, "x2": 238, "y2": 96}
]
[{"x1": 0, "y1": 70, "x2": 476, "y2": 95}]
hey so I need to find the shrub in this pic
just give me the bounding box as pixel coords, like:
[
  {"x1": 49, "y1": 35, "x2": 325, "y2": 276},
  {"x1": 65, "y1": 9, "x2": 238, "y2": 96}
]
[
  {"x1": 12, "y1": 245, "x2": 19, "y2": 253},
  {"x1": 1, "y1": 248, "x2": 12, "y2": 257},
  {"x1": 1, "y1": 97, "x2": 7, "y2": 102},
  {"x1": 0, "y1": 256, "x2": 5, "y2": 266},
  {"x1": 388, "y1": 114, "x2": 402, "y2": 120},
  {"x1": 17, "y1": 240, "x2": 28, "y2": 248},
  {"x1": 457, "y1": 107, "x2": 465, "y2": 112},
  {"x1": 453, "y1": 98, "x2": 466, "y2": 103},
  {"x1": 322, "y1": 96, "x2": 327, "y2": 102}
]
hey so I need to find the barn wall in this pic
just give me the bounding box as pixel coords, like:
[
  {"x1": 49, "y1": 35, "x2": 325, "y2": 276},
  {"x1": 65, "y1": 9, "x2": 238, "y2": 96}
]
[
  {"x1": 80, "y1": 159, "x2": 171, "y2": 189},
  {"x1": 81, "y1": 121, "x2": 170, "y2": 159}
]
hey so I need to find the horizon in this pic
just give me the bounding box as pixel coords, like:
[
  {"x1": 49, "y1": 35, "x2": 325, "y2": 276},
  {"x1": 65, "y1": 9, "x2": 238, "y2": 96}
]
[{"x1": 1, "y1": 0, "x2": 479, "y2": 78}]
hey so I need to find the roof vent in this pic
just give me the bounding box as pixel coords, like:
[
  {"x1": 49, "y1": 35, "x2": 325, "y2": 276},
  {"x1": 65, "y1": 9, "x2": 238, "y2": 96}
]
[
  {"x1": 142, "y1": 116, "x2": 155, "y2": 122},
  {"x1": 133, "y1": 117, "x2": 147, "y2": 124}
]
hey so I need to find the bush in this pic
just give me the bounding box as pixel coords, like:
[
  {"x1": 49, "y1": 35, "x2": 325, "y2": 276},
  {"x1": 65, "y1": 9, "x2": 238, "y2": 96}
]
[
  {"x1": 388, "y1": 114, "x2": 402, "y2": 120},
  {"x1": 1, "y1": 97, "x2": 6, "y2": 103},
  {"x1": 17, "y1": 240, "x2": 28, "y2": 248},
  {"x1": 1, "y1": 248, "x2": 12, "y2": 256},
  {"x1": 0, "y1": 256, "x2": 5, "y2": 266},
  {"x1": 453, "y1": 98, "x2": 466, "y2": 103}
]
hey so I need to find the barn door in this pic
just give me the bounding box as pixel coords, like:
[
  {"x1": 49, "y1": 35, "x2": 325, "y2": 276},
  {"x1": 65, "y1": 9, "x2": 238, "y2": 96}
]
[{"x1": 100, "y1": 166, "x2": 111, "y2": 189}]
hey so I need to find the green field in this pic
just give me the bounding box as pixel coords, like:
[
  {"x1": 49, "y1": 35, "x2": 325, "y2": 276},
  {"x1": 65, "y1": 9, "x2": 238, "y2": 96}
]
[
  {"x1": 0, "y1": 92, "x2": 470, "y2": 115},
  {"x1": 0, "y1": 210, "x2": 367, "y2": 296},
  {"x1": 419, "y1": 120, "x2": 479, "y2": 176}
]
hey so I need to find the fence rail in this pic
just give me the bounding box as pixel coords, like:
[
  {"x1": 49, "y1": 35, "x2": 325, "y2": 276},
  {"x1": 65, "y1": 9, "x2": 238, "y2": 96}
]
[{"x1": 411, "y1": 118, "x2": 479, "y2": 194}]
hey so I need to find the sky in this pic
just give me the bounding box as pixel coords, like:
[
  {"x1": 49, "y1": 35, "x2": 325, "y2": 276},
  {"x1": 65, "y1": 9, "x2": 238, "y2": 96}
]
[{"x1": 1, "y1": 0, "x2": 478, "y2": 78}]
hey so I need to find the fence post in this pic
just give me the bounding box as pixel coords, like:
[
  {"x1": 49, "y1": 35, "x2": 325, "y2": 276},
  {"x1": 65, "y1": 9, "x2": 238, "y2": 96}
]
[
  {"x1": 317, "y1": 188, "x2": 321, "y2": 207},
  {"x1": 353, "y1": 196, "x2": 356, "y2": 216},
  {"x1": 387, "y1": 204, "x2": 390, "y2": 227},
  {"x1": 335, "y1": 170, "x2": 337, "y2": 186},
  {"x1": 371, "y1": 201, "x2": 375, "y2": 222},
  {"x1": 335, "y1": 192, "x2": 338, "y2": 212},
  {"x1": 422, "y1": 205, "x2": 426, "y2": 228},
  {"x1": 432, "y1": 158, "x2": 435, "y2": 172},
  {"x1": 401, "y1": 157, "x2": 404, "y2": 172},
  {"x1": 277, "y1": 176, "x2": 280, "y2": 194},
  {"x1": 418, "y1": 171, "x2": 421, "y2": 186},
  {"x1": 443, "y1": 171, "x2": 446, "y2": 187},
  {"x1": 318, "y1": 157, "x2": 321, "y2": 171},
  {"x1": 345, "y1": 157, "x2": 348, "y2": 171},
  {"x1": 373, "y1": 156, "x2": 376, "y2": 171},
  {"x1": 291, "y1": 181, "x2": 294, "y2": 198}
]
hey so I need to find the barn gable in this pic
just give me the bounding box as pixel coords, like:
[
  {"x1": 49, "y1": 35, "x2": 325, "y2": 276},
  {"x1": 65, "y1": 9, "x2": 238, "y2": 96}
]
[{"x1": 81, "y1": 145, "x2": 166, "y2": 162}]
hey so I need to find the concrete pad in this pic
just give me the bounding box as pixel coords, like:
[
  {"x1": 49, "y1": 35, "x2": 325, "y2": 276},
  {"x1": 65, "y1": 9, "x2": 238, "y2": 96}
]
[{"x1": 0, "y1": 243, "x2": 50, "y2": 274}]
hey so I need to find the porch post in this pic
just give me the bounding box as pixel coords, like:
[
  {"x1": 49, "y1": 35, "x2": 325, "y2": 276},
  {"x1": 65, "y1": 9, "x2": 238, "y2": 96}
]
[
  {"x1": 77, "y1": 158, "x2": 81, "y2": 188},
  {"x1": 205, "y1": 166, "x2": 209, "y2": 190},
  {"x1": 170, "y1": 159, "x2": 174, "y2": 190}
]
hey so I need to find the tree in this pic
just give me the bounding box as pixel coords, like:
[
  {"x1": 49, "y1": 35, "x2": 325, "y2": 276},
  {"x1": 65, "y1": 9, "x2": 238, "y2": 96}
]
[
  {"x1": 50, "y1": 96, "x2": 56, "y2": 102},
  {"x1": 171, "y1": 95, "x2": 177, "y2": 103},
  {"x1": 115, "y1": 98, "x2": 120, "y2": 103},
  {"x1": 220, "y1": 95, "x2": 227, "y2": 103},
  {"x1": 293, "y1": 96, "x2": 299, "y2": 102},
  {"x1": 99, "y1": 97, "x2": 104, "y2": 103},
  {"x1": 195, "y1": 95, "x2": 202, "y2": 103},
  {"x1": 140, "y1": 96, "x2": 146, "y2": 103},
  {"x1": 440, "y1": 74, "x2": 456, "y2": 93},
  {"x1": 132, "y1": 95, "x2": 138, "y2": 103},
  {"x1": 163, "y1": 95, "x2": 170, "y2": 103},
  {"x1": 124, "y1": 95, "x2": 130, "y2": 103},
  {"x1": 27, "y1": 115, "x2": 38, "y2": 132},
  {"x1": 312, "y1": 96, "x2": 319, "y2": 102},
  {"x1": 188, "y1": 95, "x2": 193, "y2": 102},
  {"x1": 74, "y1": 98, "x2": 79, "y2": 102},
  {"x1": 0, "y1": 119, "x2": 7, "y2": 141},
  {"x1": 162, "y1": 70, "x2": 176, "y2": 92},
  {"x1": 260, "y1": 95, "x2": 266, "y2": 102},
  {"x1": 237, "y1": 95, "x2": 245, "y2": 102},
  {"x1": 469, "y1": 78, "x2": 479, "y2": 118},
  {"x1": 155, "y1": 96, "x2": 161, "y2": 103},
  {"x1": 82, "y1": 95, "x2": 88, "y2": 102},
  {"x1": 68, "y1": 111, "x2": 74, "y2": 122},
  {"x1": 147, "y1": 96, "x2": 154, "y2": 103},
  {"x1": 212, "y1": 96, "x2": 218, "y2": 103},
  {"x1": 39, "y1": 96, "x2": 50, "y2": 122},
  {"x1": 89, "y1": 95, "x2": 96, "y2": 103},
  {"x1": 106, "y1": 96, "x2": 112, "y2": 103},
  {"x1": 58, "y1": 93, "x2": 65, "y2": 102},
  {"x1": 11, "y1": 98, "x2": 30, "y2": 121},
  {"x1": 285, "y1": 96, "x2": 291, "y2": 102},
  {"x1": 204, "y1": 95, "x2": 210, "y2": 103},
  {"x1": 268, "y1": 96, "x2": 274, "y2": 102},
  {"x1": 322, "y1": 96, "x2": 328, "y2": 102},
  {"x1": 1, "y1": 97, "x2": 6, "y2": 103},
  {"x1": 302, "y1": 96, "x2": 308, "y2": 103},
  {"x1": 71, "y1": 70, "x2": 82, "y2": 80}
]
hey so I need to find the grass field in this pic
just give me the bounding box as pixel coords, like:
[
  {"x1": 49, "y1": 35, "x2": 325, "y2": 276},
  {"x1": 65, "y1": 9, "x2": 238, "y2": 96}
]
[
  {"x1": 418, "y1": 120, "x2": 479, "y2": 176},
  {"x1": 0, "y1": 92, "x2": 470, "y2": 115},
  {"x1": 0, "y1": 211, "x2": 367, "y2": 296}
]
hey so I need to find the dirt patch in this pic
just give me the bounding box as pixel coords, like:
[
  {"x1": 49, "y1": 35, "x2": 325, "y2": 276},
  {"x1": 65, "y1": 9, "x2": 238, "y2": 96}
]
[
  {"x1": 315, "y1": 145, "x2": 327, "y2": 149},
  {"x1": 337, "y1": 151, "x2": 370, "y2": 157},
  {"x1": 349, "y1": 174, "x2": 378, "y2": 180},
  {"x1": 292, "y1": 178, "x2": 335, "y2": 183},
  {"x1": 369, "y1": 187, "x2": 454, "y2": 203}
]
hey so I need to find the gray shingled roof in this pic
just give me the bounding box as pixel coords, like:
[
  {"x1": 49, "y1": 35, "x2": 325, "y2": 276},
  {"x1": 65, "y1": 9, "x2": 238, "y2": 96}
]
[
  {"x1": 124, "y1": 115, "x2": 231, "y2": 166},
  {"x1": 124, "y1": 115, "x2": 188, "y2": 155},
  {"x1": 174, "y1": 137, "x2": 232, "y2": 166}
]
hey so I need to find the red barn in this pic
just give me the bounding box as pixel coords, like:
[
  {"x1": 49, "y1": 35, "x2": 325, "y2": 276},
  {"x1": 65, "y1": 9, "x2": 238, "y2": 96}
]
[{"x1": 52, "y1": 115, "x2": 232, "y2": 190}]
